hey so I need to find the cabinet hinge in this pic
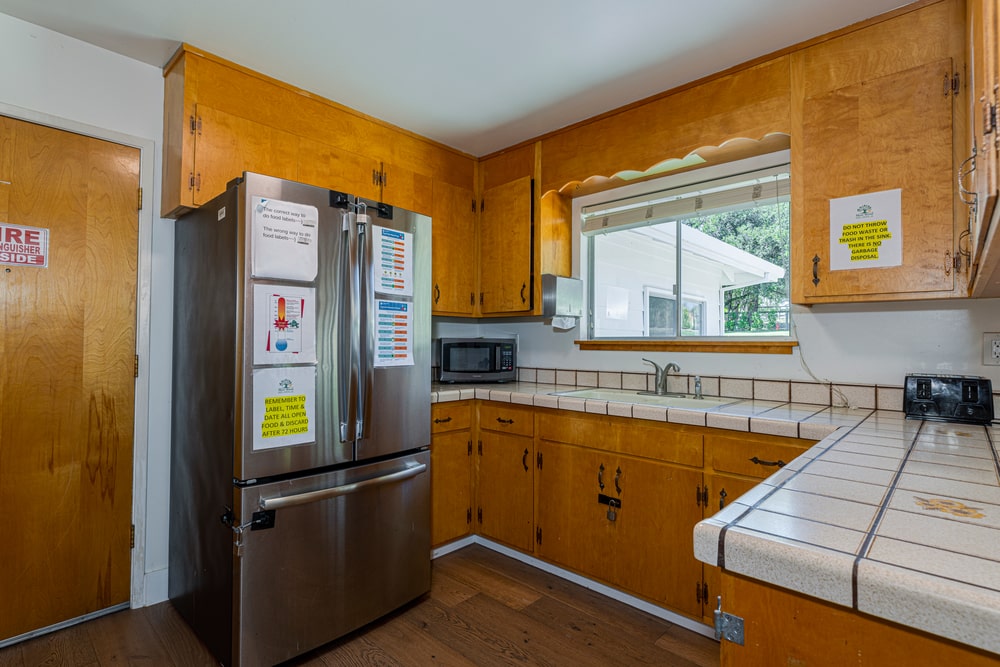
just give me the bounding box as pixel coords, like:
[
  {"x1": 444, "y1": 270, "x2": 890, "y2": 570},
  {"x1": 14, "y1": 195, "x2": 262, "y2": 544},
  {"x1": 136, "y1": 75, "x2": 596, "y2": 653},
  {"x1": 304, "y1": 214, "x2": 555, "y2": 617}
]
[
  {"x1": 134, "y1": 354, "x2": 139, "y2": 378},
  {"x1": 477, "y1": 440, "x2": 482, "y2": 455},
  {"x1": 188, "y1": 115, "x2": 202, "y2": 135},
  {"x1": 714, "y1": 596, "x2": 745, "y2": 646},
  {"x1": 189, "y1": 172, "x2": 201, "y2": 192},
  {"x1": 479, "y1": 292, "x2": 484, "y2": 306},
  {"x1": 137, "y1": 187, "x2": 143, "y2": 211},
  {"x1": 477, "y1": 507, "x2": 482, "y2": 524},
  {"x1": 467, "y1": 440, "x2": 472, "y2": 456},
  {"x1": 536, "y1": 526, "x2": 542, "y2": 545},
  {"x1": 696, "y1": 580, "x2": 709, "y2": 604},
  {"x1": 536, "y1": 451, "x2": 543, "y2": 469},
  {"x1": 130, "y1": 524, "x2": 135, "y2": 549},
  {"x1": 466, "y1": 508, "x2": 472, "y2": 525},
  {"x1": 480, "y1": 198, "x2": 484, "y2": 213},
  {"x1": 949, "y1": 71, "x2": 960, "y2": 97},
  {"x1": 696, "y1": 485, "x2": 708, "y2": 507},
  {"x1": 469, "y1": 292, "x2": 475, "y2": 306},
  {"x1": 471, "y1": 198, "x2": 477, "y2": 214}
]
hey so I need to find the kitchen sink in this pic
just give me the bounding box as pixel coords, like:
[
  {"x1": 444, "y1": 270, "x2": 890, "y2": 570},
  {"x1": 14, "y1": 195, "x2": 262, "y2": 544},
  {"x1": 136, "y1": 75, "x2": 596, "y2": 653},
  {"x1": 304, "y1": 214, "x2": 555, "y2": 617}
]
[{"x1": 550, "y1": 387, "x2": 737, "y2": 409}]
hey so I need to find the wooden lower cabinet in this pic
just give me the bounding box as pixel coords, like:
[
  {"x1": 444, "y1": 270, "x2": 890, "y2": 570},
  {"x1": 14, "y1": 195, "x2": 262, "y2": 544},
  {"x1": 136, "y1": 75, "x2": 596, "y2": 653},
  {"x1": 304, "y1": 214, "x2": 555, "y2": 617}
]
[
  {"x1": 720, "y1": 572, "x2": 1000, "y2": 666},
  {"x1": 535, "y1": 413, "x2": 705, "y2": 619},
  {"x1": 476, "y1": 403, "x2": 535, "y2": 552},
  {"x1": 430, "y1": 402, "x2": 473, "y2": 547}
]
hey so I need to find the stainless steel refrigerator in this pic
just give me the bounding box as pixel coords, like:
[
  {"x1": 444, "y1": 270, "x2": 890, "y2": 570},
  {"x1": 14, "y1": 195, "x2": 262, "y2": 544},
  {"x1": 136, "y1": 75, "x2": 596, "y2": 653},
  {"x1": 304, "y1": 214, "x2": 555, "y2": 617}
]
[{"x1": 169, "y1": 172, "x2": 431, "y2": 667}]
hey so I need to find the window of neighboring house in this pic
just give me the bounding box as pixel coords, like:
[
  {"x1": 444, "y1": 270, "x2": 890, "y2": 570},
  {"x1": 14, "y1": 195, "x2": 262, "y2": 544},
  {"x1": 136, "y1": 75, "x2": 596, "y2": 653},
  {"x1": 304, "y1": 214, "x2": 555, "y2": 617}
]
[{"x1": 582, "y1": 153, "x2": 790, "y2": 341}]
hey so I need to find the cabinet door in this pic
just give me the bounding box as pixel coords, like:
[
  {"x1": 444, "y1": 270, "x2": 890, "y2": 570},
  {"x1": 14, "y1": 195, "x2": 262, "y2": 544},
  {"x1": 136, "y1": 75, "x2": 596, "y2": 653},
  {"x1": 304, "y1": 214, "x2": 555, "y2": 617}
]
[
  {"x1": 970, "y1": 0, "x2": 999, "y2": 264},
  {"x1": 192, "y1": 104, "x2": 299, "y2": 205},
  {"x1": 380, "y1": 161, "x2": 432, "y2": 215},
  {"x1": 479, "y1": 176, "x2": 533, "y2": 314},
  {"x1": 430, "y1": 429, "x2": 472, "y2": 547},
  {"x1": 477, "y1": 430, "x2": 533, "y2": 551},
  {"x1": 614, "y1": 457, "x2": 704, "y2": 618},
  {"x1": 431, "y1": 181, "x2": 477, "y2": 315},
  {"x1": 702, "y1": 473, "x2": 760, "y2": 623},
  {"x1": 297, "y1": 137, "x2": 380, "y2": 201},
  {"x1": 535, "y1": 441, "x2": 619, "y2": 581},
  {"x1": 794, "y1": 59, "x2": 957, "y2": 300}
]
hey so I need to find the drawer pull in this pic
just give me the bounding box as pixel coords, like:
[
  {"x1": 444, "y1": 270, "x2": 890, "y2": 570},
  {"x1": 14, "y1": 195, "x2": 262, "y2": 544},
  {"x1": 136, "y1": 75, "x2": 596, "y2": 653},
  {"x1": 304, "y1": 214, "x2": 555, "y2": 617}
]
[
  {"x1": 496, "y1": 417, "x2": 514, "y2": 425},
  {"x1": 598, "y1": 463, "x2": 605, "y2": 491},
  {"x1": 522, "y1": 448, "x2": 529, "y2": 472},
  {"x1": 433, "y1": 416, "x2": 452, "y2": 424},
  {"x1": 749, "y1": 456, "x2": 786, "y2": 468},
  {"x1": 614, "y1": 466, "x2": 622, "y2": 495}
]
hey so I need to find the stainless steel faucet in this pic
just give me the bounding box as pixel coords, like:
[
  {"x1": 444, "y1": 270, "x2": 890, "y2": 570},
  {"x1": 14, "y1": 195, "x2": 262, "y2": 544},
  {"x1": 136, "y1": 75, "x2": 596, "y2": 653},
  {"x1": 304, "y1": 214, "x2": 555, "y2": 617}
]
[
  {"x1": 642, "y1": 358, "x2": 680, "y2": 395},
  {"x1": 694, "y1": 375, "x2": 703, "y2": 399}
]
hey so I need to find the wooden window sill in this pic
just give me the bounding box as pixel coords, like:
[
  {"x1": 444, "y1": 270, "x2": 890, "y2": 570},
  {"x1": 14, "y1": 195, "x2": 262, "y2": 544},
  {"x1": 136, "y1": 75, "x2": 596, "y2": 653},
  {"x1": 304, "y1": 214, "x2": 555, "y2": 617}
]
[{"x1": 575, "y1": 339, "x2": 798, "y2": 354}]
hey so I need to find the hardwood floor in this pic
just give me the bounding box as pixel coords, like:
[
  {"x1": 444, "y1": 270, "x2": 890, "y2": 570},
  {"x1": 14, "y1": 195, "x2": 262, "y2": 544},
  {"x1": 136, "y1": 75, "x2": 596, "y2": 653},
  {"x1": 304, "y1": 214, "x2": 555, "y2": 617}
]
[{"x1": 0, "y1": 545, "x2": 719, "y2": 666}]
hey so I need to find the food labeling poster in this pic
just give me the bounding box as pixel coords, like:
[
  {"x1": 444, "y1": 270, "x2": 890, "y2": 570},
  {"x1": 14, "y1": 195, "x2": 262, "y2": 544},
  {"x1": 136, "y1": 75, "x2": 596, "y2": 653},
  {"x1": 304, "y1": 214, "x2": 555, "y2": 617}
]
[
  {"x1": 252, "y1": 366, "x2": 316, "y2": 450},
  {"x1": 251, "y1": 196, "x2": 318, "y2": 281},
  {"x1": 0, "y1": 222, "x2": 49, "y2": 267},
  {"x1": 373, "y1": 224, "x2": 413, "y2": 296},
  {"x1": 829, "y1": 188, "x2": 902, "y2": 270},
  {"x1": 252, "y1": 284, "x2": 316, "y2": 364},
  {"x1": 374, "y1": 298, "x2": 413, "y2": 367}
]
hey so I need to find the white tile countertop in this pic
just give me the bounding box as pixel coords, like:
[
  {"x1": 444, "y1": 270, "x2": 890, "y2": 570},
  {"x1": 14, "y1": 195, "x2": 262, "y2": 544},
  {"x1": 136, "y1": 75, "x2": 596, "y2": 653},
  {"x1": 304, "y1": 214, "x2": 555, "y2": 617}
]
[
  {"x1": 694, "y1": 411, "x2": 1000, "y2": 656},
  {"x1": 431, "y1": 381, "x2": 874, "y2": 440}
]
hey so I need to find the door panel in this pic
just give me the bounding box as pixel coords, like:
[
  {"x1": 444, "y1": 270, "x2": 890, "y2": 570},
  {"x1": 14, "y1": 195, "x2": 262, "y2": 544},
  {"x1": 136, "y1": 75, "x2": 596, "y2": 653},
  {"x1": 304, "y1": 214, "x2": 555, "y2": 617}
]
[{"x1": 0, "y1": 116, "x2": 139, "y2": 641}]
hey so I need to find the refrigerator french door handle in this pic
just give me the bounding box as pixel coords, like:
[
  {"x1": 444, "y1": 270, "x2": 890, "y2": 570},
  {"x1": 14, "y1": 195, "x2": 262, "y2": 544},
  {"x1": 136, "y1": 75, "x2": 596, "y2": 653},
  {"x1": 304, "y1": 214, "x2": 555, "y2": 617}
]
[
  {"x1": 258, "y1": 463, "x2": 427, "y2": 510},
  {"x1": 357, "y1": 215, "x2": 375, "y2": 440},
  {"x1": 339, "y1": 211, "x2": 360, "y2": 443}
]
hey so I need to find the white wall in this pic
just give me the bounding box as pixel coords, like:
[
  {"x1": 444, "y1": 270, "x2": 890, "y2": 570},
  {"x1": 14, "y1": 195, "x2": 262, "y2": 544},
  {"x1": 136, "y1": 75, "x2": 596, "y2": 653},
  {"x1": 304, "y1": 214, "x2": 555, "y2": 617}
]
[
  {"x1": 0, "y1": 14, "x2": 173, "y2": 605},
  {"x1": 438, "y1": 296, "x2": 1000, "y2": 389}
]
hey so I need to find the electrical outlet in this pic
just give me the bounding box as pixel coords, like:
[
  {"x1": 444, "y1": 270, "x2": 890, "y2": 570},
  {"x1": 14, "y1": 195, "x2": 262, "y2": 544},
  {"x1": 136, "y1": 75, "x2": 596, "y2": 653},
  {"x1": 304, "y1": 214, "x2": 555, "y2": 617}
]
[{"x1": 984, "y1": 333, "x2": 1000, "y2": 366}]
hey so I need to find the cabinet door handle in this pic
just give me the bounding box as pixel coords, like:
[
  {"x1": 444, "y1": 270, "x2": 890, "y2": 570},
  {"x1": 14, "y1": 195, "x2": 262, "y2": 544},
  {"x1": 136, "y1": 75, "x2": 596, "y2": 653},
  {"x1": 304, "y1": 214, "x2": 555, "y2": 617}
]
[
  {"x1": 748, "y1": 456, "x2": 786, "y2": 468},
  {"x1": 614, "y1": 466, "x2": 622, "y2": 495},
  {"x1": 520, "y1": 282, "x2": 527, "y2": 304},
  {"x1": 434, "y1": 283, "x2": 441, "y2": 304},
  {"x1": 811, "y1": 255, "x2": 821, "y2": 286},
  {"x1": 598, "y1": 463, "x2": 605, "y2": 491},
  {"x1": 433, "y1": 416, "x2": 452, "y2": 424},
  {"x1": 522, "y1": 448, "x2": 529, "y2": 472},
  {"x1": 496, "y1": 417, "x2": 514, "y2": 425}
]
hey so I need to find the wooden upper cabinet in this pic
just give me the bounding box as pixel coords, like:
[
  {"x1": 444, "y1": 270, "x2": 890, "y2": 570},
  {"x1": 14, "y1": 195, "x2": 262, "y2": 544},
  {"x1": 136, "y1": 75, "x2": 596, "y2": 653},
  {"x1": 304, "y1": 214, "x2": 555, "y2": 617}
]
[
  {"x1": 968, "y1": 0, "x2": 1000, "y2": 296},
  {"x1": 379, "y1": 161, "x2": 433, "y2": 215},
  {"x1": 297, "y1": 137, "x2": 380, "y2": 201},
  {"x1": 431, "y1": 180, "x2": 477, "y2": 315},
  {"x1": 790, "y1": 0, "x2": 967, "y2": 303},
  {"x1": 479, "y1": 175, "x2": 533, "y2": 314}
]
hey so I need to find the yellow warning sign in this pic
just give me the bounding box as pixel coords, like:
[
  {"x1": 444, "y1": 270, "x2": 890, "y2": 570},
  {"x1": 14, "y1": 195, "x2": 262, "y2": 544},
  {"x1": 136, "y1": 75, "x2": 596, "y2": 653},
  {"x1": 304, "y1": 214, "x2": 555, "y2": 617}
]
[
  {"x1": 837, "y1": 220, "x2": 892, "y2": 262},
  {"x1": 261, "y1": 394, "x2": 309, "y2": 439}
]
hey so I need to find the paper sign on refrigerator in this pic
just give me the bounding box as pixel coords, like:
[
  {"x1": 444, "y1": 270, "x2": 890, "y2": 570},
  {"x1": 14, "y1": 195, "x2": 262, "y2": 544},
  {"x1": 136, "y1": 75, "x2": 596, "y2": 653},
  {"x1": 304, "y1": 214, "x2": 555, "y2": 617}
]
[
  {"x1": 252, "y1": 366, "x2": 316, "y2": 450},
  {"x1": 374, "y1": 299, "x2": 413, "y2": 367},
  {"x1": 373, "y1": 225, "x2": 413, "y2": 296},
  {"x1": 251, "y1": 196, "x2": 318, "y2": 281},
  {"x1": 252, "y1": 284, "x2": 316, "y2": 364}
]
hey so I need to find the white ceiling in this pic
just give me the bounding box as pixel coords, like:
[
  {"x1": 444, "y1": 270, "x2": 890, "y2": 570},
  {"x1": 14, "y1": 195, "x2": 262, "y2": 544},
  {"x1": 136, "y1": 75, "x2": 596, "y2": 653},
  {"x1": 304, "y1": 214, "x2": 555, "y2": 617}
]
[{"x1": 0, "y1": 0, "x2": 909, "y2": 156}]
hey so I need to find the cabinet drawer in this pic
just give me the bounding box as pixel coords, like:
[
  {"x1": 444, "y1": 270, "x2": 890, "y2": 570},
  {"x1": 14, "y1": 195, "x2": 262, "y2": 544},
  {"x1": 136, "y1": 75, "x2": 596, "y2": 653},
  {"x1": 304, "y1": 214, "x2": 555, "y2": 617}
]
[
  {"x1": 537, "y1": 411, "x2": 703, "y2": 468},
  {"x1": 707, "y1": 433, "x2": 811, "y2": 479},
  {"x1": 431, "y1": 401, "x2": 472, "y2": 434},
  {"x1": 478, "y1": 402, "x2": 534, "y2": 437}
]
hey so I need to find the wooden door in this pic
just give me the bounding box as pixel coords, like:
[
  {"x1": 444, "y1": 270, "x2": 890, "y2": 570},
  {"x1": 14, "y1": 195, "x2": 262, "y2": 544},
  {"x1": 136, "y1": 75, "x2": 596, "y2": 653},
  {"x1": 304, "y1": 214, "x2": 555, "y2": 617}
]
[
  {"x1": 614, "y1": 456, "x2": 704, "y2": 618},
  {"x1": 970, "y1": 0, "x2": 999, "y2": 258},
  {"x1": 794, "y1": 59, "x2": 956, "y2": 300},
  {"x1": 430, "y1": 180, "x2": 477, "y2": 316},
  {"x1": 192, "y1": 104, "x2": 298, "y2": 205},
  {"x1": 535, "y1": 441, "x2": 619, "y2": 580},
  {"x1": 430, "y1": 428, "x2": 472, "y2": 547},
  {"x1": 477, "y1": 430, "x2": 533, "y2": 551},
  {"x1": 0, "y1": 116, "x2": 139, "y2": 641},
  {"x1": 479, "y1": 176, "x2": 533, "y2": 314}
]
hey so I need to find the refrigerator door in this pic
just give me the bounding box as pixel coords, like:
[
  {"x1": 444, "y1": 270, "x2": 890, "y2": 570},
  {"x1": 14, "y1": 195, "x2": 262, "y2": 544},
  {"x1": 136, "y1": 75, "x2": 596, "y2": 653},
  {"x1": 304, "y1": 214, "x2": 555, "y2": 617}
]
[
  {"x1": 354, "y1": 199, "x2": 432, "y2": 461},
  {"x1": 236, "y1": 173, "x2": 357, "y2": 481},
  {"x1": 232, "y1": 450, "x2": 431, "y2": 667}
]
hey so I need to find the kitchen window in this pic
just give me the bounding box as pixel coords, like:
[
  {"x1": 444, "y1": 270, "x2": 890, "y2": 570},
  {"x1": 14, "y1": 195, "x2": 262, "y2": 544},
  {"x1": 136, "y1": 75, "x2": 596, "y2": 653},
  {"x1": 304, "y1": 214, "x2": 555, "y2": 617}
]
[{"x1": 581, "y1": 154, "x2": 790, "y2": 345}]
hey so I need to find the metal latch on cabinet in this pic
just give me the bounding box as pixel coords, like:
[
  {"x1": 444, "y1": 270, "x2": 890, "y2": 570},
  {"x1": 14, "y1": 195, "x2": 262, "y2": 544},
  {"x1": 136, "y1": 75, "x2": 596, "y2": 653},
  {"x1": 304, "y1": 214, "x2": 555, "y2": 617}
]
[{"x1": 714, "y1": 596, "x2": 745, "y2": 645}]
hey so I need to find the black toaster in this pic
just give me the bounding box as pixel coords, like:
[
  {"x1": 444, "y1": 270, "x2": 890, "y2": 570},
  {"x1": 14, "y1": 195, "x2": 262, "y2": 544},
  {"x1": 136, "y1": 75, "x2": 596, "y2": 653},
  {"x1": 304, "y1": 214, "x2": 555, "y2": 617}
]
[{"x1": 903, "y1": 374, "x2": 994, "y2": 425}]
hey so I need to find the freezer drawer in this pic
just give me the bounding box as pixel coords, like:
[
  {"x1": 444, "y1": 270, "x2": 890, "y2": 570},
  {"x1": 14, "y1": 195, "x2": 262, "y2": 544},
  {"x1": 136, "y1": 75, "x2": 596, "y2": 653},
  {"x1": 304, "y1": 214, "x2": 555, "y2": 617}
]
[{"x1": 233, "y1": 450, "x2": 430, "y2": 667}]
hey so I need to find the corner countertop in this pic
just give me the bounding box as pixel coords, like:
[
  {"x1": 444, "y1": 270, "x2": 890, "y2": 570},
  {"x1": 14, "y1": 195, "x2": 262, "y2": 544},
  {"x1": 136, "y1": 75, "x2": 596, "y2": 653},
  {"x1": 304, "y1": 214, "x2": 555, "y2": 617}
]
[
  {"x1": 431, "y1": 381, "x2": 874, "y2": 441},
  {"x1": 694, "y1": 411, "x2": 1000, "y2": 656},
  {"x1": 434, "y1": 382, "x2": 1000, "y2": 655}
]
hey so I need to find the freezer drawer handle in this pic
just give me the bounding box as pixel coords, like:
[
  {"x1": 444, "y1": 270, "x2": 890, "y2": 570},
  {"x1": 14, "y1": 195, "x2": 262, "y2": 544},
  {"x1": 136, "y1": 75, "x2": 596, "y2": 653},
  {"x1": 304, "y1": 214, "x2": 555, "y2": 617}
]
[{"x1": 258, "y1": 463, "x2": 427, "y2": 511}]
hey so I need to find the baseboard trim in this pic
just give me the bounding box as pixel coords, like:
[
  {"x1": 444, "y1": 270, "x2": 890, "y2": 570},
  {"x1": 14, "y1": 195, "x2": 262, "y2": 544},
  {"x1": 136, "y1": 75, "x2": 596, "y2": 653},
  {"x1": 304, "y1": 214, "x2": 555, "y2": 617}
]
[{"x1": 433, "y1": 535, "x2": 715, "y2": 640}]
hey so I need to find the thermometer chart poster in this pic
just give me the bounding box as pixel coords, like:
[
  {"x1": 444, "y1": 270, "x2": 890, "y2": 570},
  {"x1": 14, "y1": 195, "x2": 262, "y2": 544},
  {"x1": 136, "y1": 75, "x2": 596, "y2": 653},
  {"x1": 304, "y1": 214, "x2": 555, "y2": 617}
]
[{"x1": 252, "y1": 284, "x2": 317, "y2": 365}]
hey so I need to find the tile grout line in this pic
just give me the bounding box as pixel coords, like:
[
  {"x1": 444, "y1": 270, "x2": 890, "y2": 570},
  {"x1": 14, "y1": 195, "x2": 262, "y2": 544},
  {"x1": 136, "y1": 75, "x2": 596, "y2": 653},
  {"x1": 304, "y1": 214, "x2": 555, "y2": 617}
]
[{"x1": 849, "y1": 419, "x2": 924, "y2": 612}]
